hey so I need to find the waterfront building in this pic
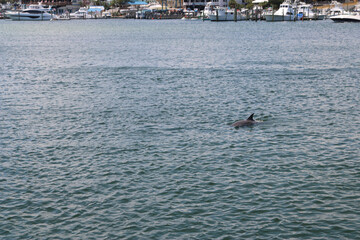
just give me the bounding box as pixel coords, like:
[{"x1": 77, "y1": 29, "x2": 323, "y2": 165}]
[
  {"x1": 20, "y1": 0, "x2": 72, "y2": 7},
  {"x1": 159, "y1": 0, "x2": 182, "y2": 8},
  {"x1": 183, "y1": 0, "x2": 245, "y2": 10}
]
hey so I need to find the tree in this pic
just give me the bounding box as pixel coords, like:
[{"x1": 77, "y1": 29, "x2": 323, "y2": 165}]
[
  {"x1": 265, "y1": 0, "x2": 284, "y2": 9},
  {"x1": 110, "y1": 0, "x2": 128, "y2": 8},
  {"x1": 94, "y1": 0, "x2": 110, "y2": 9},
  {"x1": 229, "y1": 0, "x2": 243, "y2": 9}
]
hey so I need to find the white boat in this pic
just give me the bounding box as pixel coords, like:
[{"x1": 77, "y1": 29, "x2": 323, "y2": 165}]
[
  {"x1": 102, "y1": 11, "x2": 111, "y2": 19},
  {"x1": 328, "y1": 1, "x2": 348, "y2": 16},
  {"x1": 181, "y1": 9, "x2": 202, "y2": 20},
  {"x1": 69, "y1": 7, "x2": 93, "y2": 19},
  {"x1": 264, "y1": 1, "x2": 295, "y2": 21},
  {"x1": 251, "y1": 5, "x2": 264, "y2": 20},
  {"x1": 6, "y1": 4, "x2": 53, "y2": 21},
  {"x1": 52, "y1": 13, "x2": 70, "y2": 20},
  {"x1": 209, "y1": 7, "x2": 247, "y2": 21},
  {"x1": 296, "y1": 2, "x2": 325, "y2": 20},
  {"x1": 330, "y1": 12, "x2": 360, "y2": 22},
  {"x1": 136, "y1": 9, "x2": 151, "y2": 19},
  {"x1": 203, "y1": 2, "x2": 217, "y2": 20}
]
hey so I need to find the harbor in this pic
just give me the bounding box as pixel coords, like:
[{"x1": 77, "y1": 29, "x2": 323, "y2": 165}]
[
  {"x1": 1, "y1": 0, "x2": 360, "y2": 21},
  {"x1": 1, "y1": 17, "x2": 360, "y2": 239}
]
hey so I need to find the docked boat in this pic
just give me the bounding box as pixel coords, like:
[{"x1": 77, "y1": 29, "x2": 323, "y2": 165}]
[
  {"x1": 136, "y1": 9, "x2": 152, "y2": 19},
  {"x1": 296, "y1": 2, "x2": 326, "y2": 20},
  {"x1": 330, "y1": 12, "x2": 360, "y2": 22},
  {"x1": 203, "y1": 2, "x2": 217, "y2": 20},
  {"x1": 209, "y1": 7, "x2": 247, "y2": 21},
  {"x1": 6, "y1": 4, "x2": 54, "y2": 21},
  {"x1": 264, "y1": 0, "x2": 295, "y2": 21},
  {"x1": 328, "y1": 1, "x2": 348, "y2": 16},
  {"x1": 52, "y1": 13, "x2": 70, "y2": 20},
  {"x1": 102, "y1": 11, "x2": 111, "y2": 19},
  {"x1": 181, "y1": 9, "x2": 202, "y2": 20},
  {"x1": 69, "y1": 7, "x2": 93, "y2": 19}
]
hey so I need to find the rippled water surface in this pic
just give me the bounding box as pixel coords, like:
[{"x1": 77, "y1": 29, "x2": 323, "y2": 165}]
[{"x1": 1, "y1": 19, "x2": 360, "y2": 239}]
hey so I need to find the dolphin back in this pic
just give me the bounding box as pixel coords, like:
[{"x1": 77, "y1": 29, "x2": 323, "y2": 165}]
[
  {"x1": 232, "y1": 114, "x2": 256, "y2": 128},
  {"x1": 247, "y1": 113, "x2": 255, "y2": 121}
]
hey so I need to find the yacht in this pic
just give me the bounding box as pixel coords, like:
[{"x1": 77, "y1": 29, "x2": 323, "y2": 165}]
[
  {"x1": 70, "y1": 7, "x2": 93, "y2": 19},
  {"x1": 203, "y1": 2, "x2": 217, "y2": 19},
  {"x1": 330, "y1": 12, "x2": 360, "y2": 22},
  {"x1": 6, "y1": 4, "x2": 53, "y2": 21},
  {"x1": 328, "y1": 1, "x2": 348, "y2": 16},
  {"x1": 296, "y1": 2, "x2": 325, "y2": 20},
  {"x1": 209, "y1": 7, "x2": 247, "y2": 21},
  {"x1": 264, "y1": 0, "x2": 295, "y2": 21}
]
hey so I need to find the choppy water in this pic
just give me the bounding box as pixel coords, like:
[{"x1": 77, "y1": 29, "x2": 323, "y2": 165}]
[{"x1": 1, "y1": 19, "x2": 359, "y2": 239}]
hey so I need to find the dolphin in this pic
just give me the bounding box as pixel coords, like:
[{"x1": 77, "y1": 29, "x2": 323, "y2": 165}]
[{"x1": 231, "y1": 113, "x2": 257, "y2": 128}]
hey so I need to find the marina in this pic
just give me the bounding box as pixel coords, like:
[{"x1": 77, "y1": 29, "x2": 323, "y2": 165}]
[{"x1": 2, "y1": 0, "x2": 360, "y2": 21}]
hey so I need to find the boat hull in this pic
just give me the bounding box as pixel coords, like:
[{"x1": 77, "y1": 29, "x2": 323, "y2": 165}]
[
  {"x1": 7, "y1": 12, "x2": 52, "y2": 21},
  {"x1": 69, "y1": 14, "x2": 94, "y2": 19},
  {"x1": 299, "y1": 14, "x2": 326, "y2": 20},
  {"x1": 264, "y1": 14, "x2": 295, "y2": 21},
  {"x1": 330, "y1": 14, "x2": 360, "y2": 22},
  {"x1": 308, "y1": 15, "x2": 326, "y2": 20},
  {"x1": 209, "y1": 13, "x2": 247, "y2": 21}
]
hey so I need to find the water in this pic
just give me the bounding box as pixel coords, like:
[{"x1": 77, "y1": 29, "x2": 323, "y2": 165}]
[{"x1": 1, "y1": 19, "x2": 359, "y2": 239}]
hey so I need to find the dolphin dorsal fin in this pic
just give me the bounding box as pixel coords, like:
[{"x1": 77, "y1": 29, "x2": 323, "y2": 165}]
[{"x1": 247, "y1": 113, "x2": 254, "y2": 121}]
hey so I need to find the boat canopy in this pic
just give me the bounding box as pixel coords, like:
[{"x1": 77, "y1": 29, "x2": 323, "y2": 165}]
[
  {"x1": 88, "y1": 6, "x2": 105, "y2": 12},
  {"x1": 252, "y1": 0, "x2": 268, "y2": 4},
  {"x1": 128, "y1": 1, "x2": 148, "y2": 5}
]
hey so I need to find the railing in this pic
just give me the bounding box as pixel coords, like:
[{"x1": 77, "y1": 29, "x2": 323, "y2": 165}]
[{"x1": 24, "y1": 0, "x2": 72, "y2": 6}]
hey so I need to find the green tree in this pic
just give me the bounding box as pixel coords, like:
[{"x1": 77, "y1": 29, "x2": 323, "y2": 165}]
[
  {"x1": 244, "y1": 0, "x2": 254, "y2": 9},
  {"x1": 110, "y1": 0, "x2": 128, "y2": 8},
  {"x1": 94, "y1": 0, "x2": 110, "y2": 9},
  {"x1": 265, "y1": 0, "x2": 284, "y2": 9},
  {"x1": 229, "y1": 0, "x2": 243, "y2": 9}
]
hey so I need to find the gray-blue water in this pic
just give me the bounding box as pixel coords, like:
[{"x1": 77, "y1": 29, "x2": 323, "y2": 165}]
[{"x1": 1, "y1": 19, "x2": 359, "y2": 239}]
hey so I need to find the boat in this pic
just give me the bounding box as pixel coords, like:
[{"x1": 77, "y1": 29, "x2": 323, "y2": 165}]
[
  {"x1": 69, "y1": 7, "x2": 93, "y2": 19},
  {"x1": 181, "y1": 9, "x2": 202, "y2": 20},
  {"x1": 327, "y1": 1, "x2": 348, "y2": 16},
  {"x1": 52, "y1": 13, "x2": 70, "y2": 20},
  {"x1": 136, "y1": 9, "x2": 152, "y2": 19},
  {"x1": 102, "y1": 11, "x2": 111, "y2": 19},
  {"x1": 250, "y1": 5, "x2": 264, "y2": 20},
  {"x1": 6, "y1": 4, "x2": 54, "y2": 21},
  {"x1": 209, "y1": 7, "x2": 247, "y2": 21},
  {"x1": 296, "y1": 2, "x2": 326, "y2": 20},
  {"x1": 264, "y1": 0, "x2": 295, "y2": 21},
  {"x1": 330, "y1": 12, "x2": 360, "y2": 22},
  {"x1": 203, "y1": 2, "x2": 217, "y2": 20},
  {"x1": 87, "y1": 6, "x2": 107, "y2": 18}
]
